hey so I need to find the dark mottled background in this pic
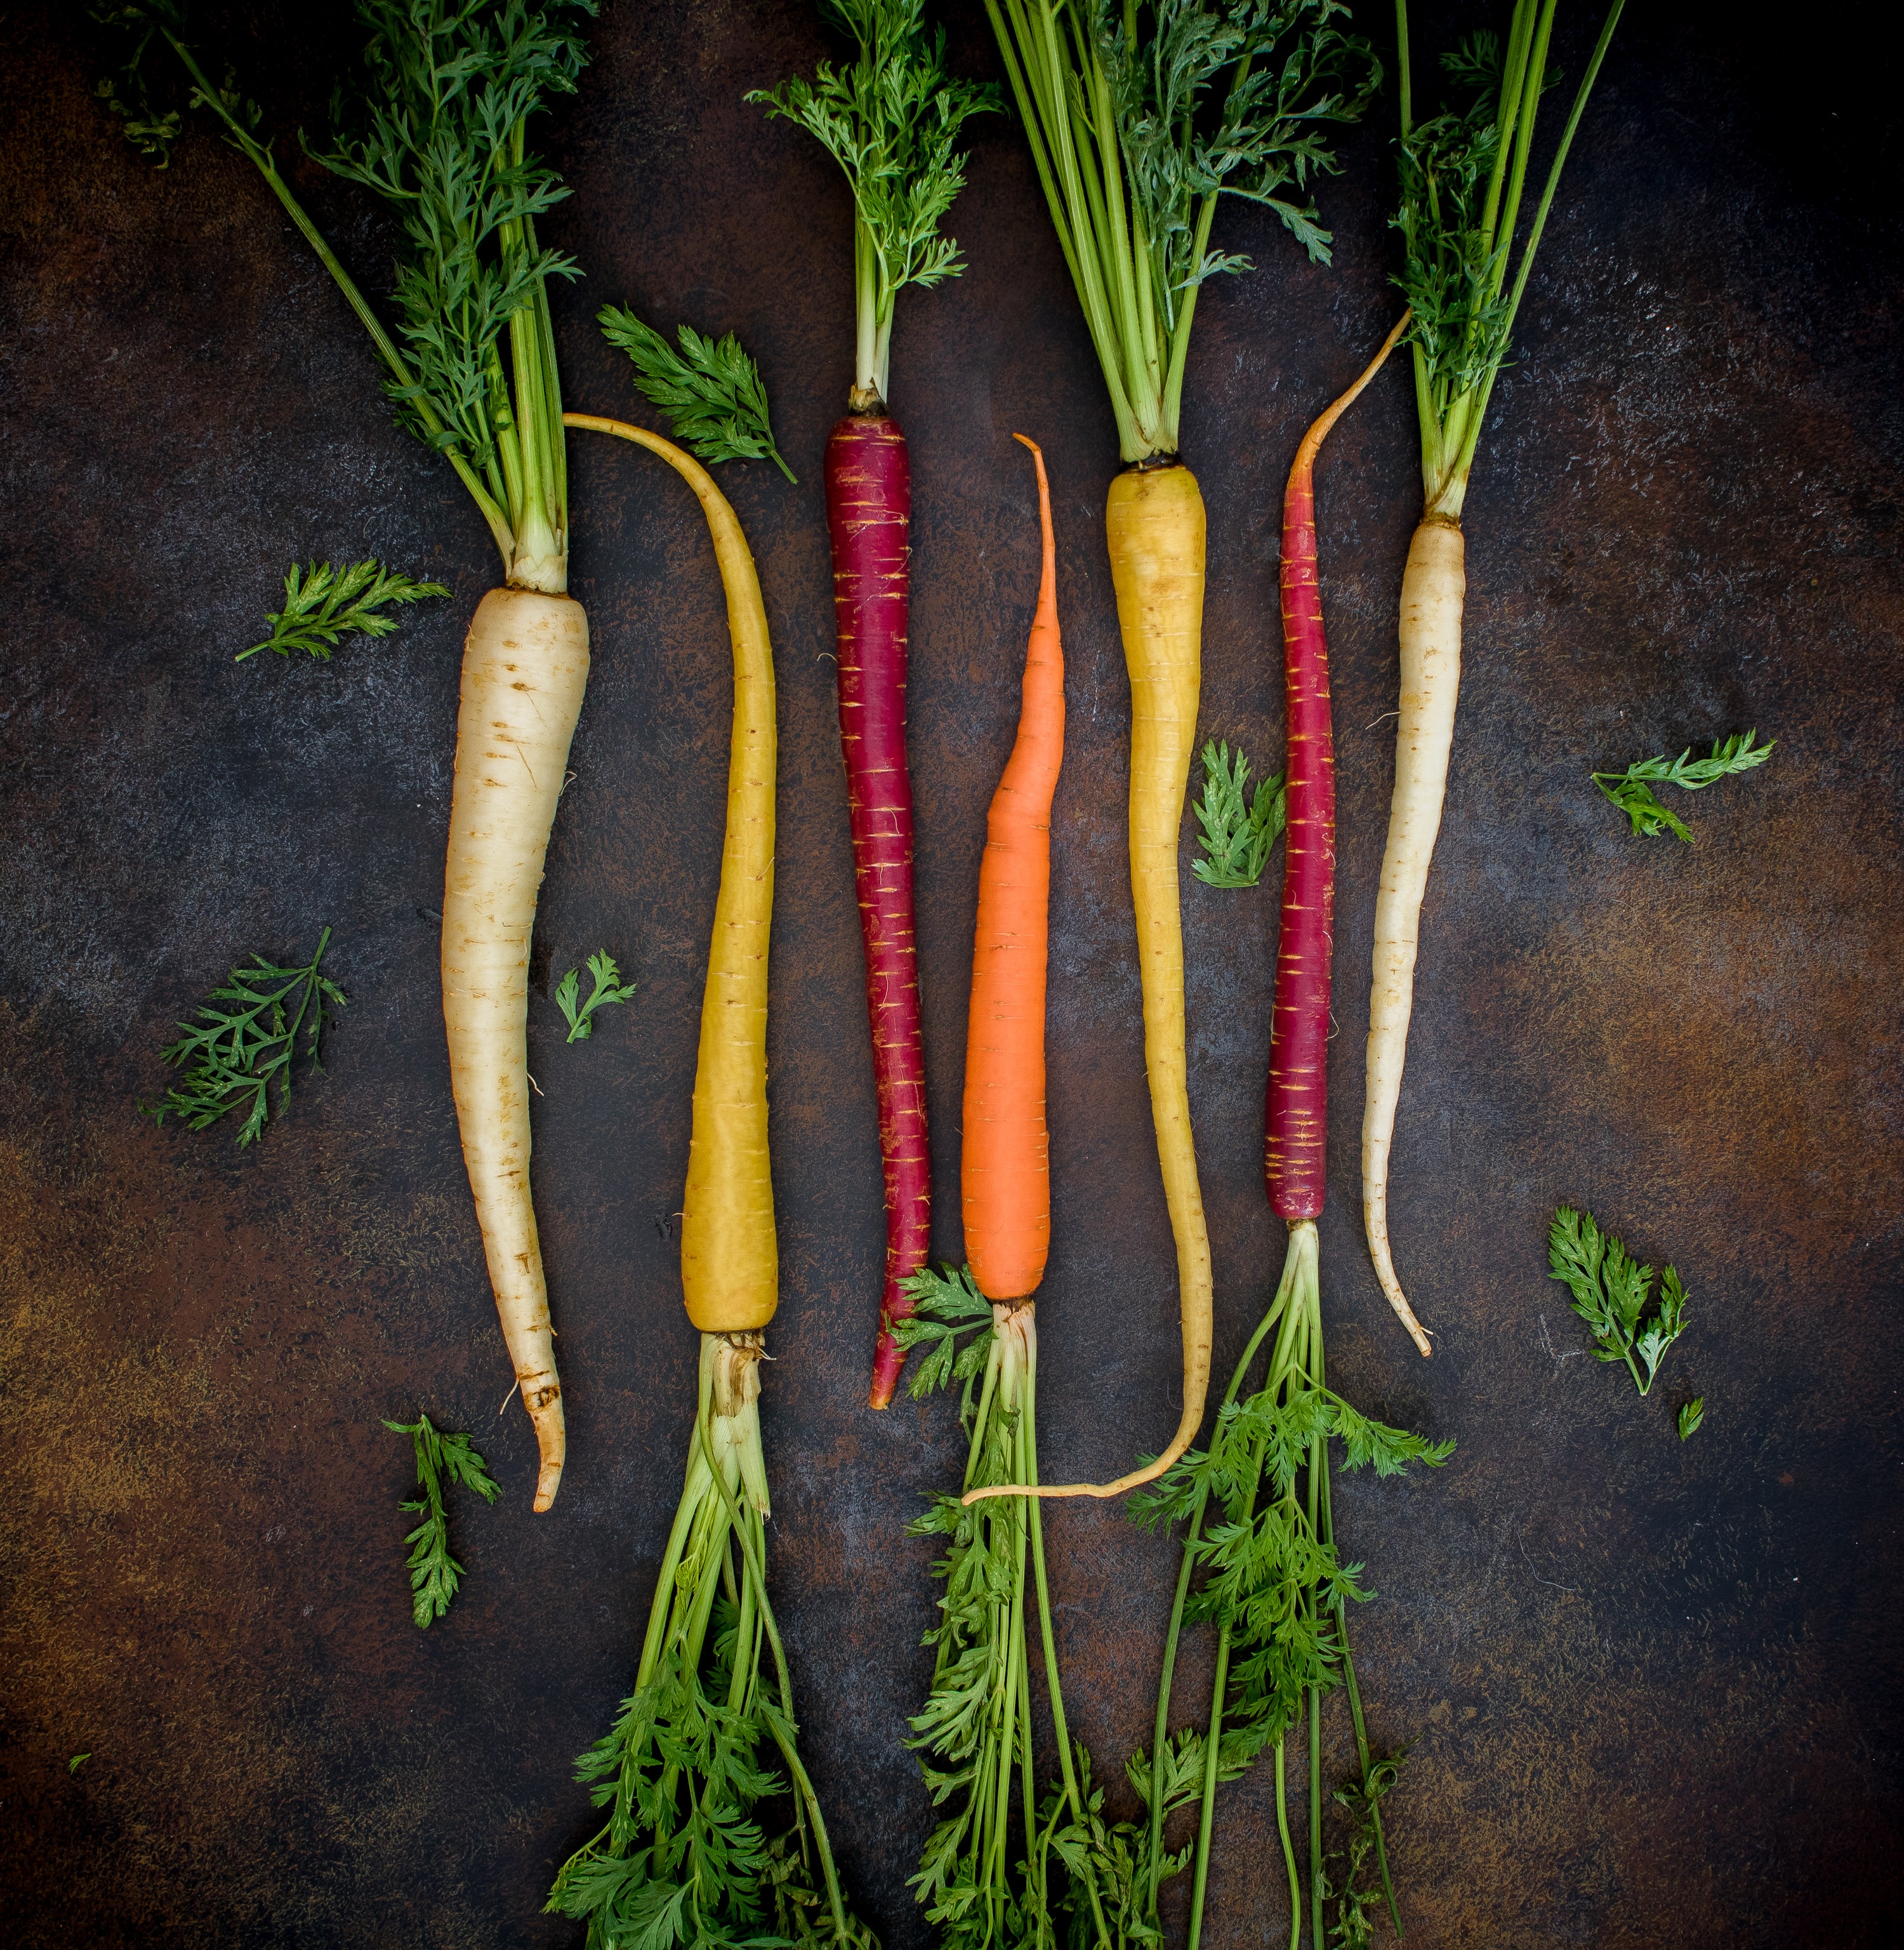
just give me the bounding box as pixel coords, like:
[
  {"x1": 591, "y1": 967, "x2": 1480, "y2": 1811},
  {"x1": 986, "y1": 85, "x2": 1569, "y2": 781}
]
[{"x1": 3, "y1": 3, "x2": 1900, "y2": 1944}]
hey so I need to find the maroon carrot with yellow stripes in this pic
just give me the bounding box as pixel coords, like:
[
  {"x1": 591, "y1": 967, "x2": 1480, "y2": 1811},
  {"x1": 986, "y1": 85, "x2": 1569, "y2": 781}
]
[
  {"x1": 751, "y1": 2, "x2": 996, "y2": 1406},
  {"x1": 826, "y1": 418, "x2": 932, "y2": 1407},
  {"x1": 1266, "y1": 314, "x2": 1410, "y2": 1219}
]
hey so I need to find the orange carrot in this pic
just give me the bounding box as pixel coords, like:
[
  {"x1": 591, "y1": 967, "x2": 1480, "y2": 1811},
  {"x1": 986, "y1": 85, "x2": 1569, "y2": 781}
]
[
  {"x1": 901, "y1": 434, "x2": 1112, "y2": 1946},
  {"x1": 963, "y1": 434, "x2": 1064, "y2": 1302}
]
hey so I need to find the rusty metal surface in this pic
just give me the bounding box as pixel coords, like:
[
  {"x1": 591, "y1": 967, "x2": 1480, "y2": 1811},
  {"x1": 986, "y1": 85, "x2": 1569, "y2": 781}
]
[{"x1": 3, "y1": 3, "x2": 1900, "y2": 1944}]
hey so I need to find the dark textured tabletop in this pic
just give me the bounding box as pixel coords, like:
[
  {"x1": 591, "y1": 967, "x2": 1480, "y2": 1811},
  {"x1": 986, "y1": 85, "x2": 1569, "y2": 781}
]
[{"x1": 4, "y1": 4, "x2": 1900, "y2": 1946}]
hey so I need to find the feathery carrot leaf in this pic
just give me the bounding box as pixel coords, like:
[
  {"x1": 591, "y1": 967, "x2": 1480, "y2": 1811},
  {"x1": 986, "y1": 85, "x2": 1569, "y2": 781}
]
[
  {"x1": 555, "y1": 952, "x2": 637, "y2": 1044},
  {"x1": 239, "y1": 559, "x2": 448, "y2": 662},
  {"x1": 598, "y1": 310, "x2": 796, "y2": 481},
  {"x1": 384, "y1": 1412, "x2": 499, "y2": 1628},
  {"x1": 143, "y1": 930, "x2": 344, "y2": 1146},
  {"x1": 1193, "y1": 740, "x2": 1288, "y2": 887}
]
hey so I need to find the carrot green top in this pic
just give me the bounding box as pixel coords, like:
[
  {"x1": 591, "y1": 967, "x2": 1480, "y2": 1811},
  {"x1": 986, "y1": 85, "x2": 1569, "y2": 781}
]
[
  {"x1": 96, "y1": 0, "x2": 594, "y2": 594},
  {"x1": 751, "y1": 1, "x2": 999, "y2": 409},
  {"x1": 1395, "y1": 0, "x2": 1625, "y2": 520},
  {"x1": 987, "y1": 1, "x2": 1380, "y2": 463}
]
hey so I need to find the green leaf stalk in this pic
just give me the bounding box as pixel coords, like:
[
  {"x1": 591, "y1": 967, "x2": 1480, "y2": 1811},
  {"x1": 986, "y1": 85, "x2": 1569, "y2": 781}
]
[
  {"x1": 550, "y1": 1335, "x2": 874, "y2": 1950},
  {"x1": 1130, "y1": 1222, "x2": 1452, "y2": 1950}
]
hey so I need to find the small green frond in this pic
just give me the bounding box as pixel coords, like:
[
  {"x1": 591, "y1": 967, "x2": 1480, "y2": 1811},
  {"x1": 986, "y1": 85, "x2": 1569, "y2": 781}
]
[
  {"x1": 1548, "y1": 1205, "x2": 1690, "y2": 1400},
  {"x1": 598, "y1": 309, "x2": 796, "y2": 481},
  {"x1": 1592, "y1": 729, "x2": 1774, "y2": 841},
  {"x1": 384, "y1": 1412, "x2": 498, "y2": 1628},
  {"x1": 555, "y1": 950, "x2": 636, "y2": 1044},
  {"x1": 1678, "y1": 1396, "x2": 1705, "y2": 1440},
  {"x1": 142, "y1": 929, "x2": 344, "y2": 1146},
  {"x1": 1193, "y1": 740, "x2": 1288, "y2": 887},
  {"x1": 238, "y1": 559, "x2": 448, "y2": 662}
]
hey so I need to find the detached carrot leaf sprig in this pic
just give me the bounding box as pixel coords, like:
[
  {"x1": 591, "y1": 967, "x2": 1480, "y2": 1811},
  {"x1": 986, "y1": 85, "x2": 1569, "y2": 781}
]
[
  {"x1": 1548, "y1": 1205, "x2": 1688, "y2": 1397},
  {"x1": 554, "y1": 952, "x2": 636, "y2": 1044},
  {"x1": 1592, "y1": 729, "x2": 1774, "y2": 842},
  {"x1": 238, "y1": 559, "x2": 448, "y2": 663},
  {"x1": 1193, "y1": 740, "x2": 1288, "y2": 887},
  {"x1": 384, "y1": 1412, "x2": 499, "y2": 1628},
  {"x1": 143, "y1": 929, "x2": 344, "y2": 1146},
  {"x1": 598, "y1": 311, "x2": 797, "y2": 481}
]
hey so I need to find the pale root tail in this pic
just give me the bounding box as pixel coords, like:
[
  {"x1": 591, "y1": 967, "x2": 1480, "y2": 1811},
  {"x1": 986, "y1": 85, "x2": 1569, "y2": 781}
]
[
  {"x1": 1363, "y1": 519, "x2": 1464, "y2": 1358},
  {"x1": 442, "y1": 587, "x2": 590, "y2": 1508}
]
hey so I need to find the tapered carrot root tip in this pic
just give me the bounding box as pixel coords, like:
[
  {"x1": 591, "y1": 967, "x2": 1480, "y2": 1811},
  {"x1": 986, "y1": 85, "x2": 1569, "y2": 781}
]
[
  {"x1": 1364, "y1": 1202, "x2": 1434, "y2": 1358},
  {"x1": 869, "y1": 1315, "x2": 909, "y2": 1410},
  {"x1": 527, "y1": 1392, "x2": 566, "y2": 1511}
]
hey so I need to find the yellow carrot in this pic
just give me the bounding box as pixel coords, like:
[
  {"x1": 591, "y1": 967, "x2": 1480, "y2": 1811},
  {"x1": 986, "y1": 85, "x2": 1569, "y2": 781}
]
[{"x1": 564, "y1": 414, "x2": 779, "y2": 1334}]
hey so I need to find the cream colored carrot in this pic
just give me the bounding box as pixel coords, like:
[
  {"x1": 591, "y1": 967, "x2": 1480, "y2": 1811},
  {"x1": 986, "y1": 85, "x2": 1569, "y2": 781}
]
[
  {"x1": 1361, "y1": 520, "x2": 1460, "y2": 1358},
  {"x1": 442, "y1": 588, "x2": 590, "y2": 1513}
]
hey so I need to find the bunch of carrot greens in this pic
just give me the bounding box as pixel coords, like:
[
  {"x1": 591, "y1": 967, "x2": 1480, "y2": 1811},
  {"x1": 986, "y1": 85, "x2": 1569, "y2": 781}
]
[
  {"x1": 1363, "y1": 0, "x2": 1625, "y2": 1352},
  {"x1": 982, "y1": 0, "x2": 1382, "y2": 1495},
  {"x1": 98, "y1": 0, "x2": 600, "y2": 1509}
]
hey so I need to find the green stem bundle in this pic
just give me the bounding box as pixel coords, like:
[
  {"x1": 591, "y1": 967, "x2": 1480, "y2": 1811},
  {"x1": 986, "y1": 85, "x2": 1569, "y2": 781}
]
[
  {"x1": 1130, "y1": 1223, "x2": 1451, "y2": 1949},
  {"x1": 984, "y1": 0, "x2": 1379, "y2": 460},
  {"x1": 1396, "y1": 0, "x2": 1627, "y2": 517},
  {"x1": 750, "y1": 0, "x2": 996, "y2": 407},
  {"x1": 549, "y1": 1335, "x2": 871, "y2": 1950},
  {"x1": 901, "y1": 1273, "x2": 1124, "y2": 1950}
]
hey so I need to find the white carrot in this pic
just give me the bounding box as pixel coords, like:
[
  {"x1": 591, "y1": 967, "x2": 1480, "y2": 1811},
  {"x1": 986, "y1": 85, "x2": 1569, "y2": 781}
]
[
  {"x1": 442, "y1": 590, "x2": 592, "y2": 1508},
  {"x1": 1366, "y1": 0, "x2": 1624, "y2": 1350},
  {"x1": 94, "y1": 4, "x2": 599, "y2": 1502}
]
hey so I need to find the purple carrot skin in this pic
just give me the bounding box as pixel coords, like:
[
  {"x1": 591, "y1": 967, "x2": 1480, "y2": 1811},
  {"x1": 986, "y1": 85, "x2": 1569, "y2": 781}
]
[
  {"x1": 1266, "y1": 315, "x2": 1410, "y2": 1214},
  {"x1": 827, "y1": 413, "x2": 932, "y2": 1409}
]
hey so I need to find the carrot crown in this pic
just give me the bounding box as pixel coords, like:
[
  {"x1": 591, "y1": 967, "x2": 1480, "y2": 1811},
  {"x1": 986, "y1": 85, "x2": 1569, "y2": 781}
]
[
  {"x1": 986, "y1": 0, "x2": 1380, "y2": 461},
  {"x1": 750, "y1": 1, "x2": 1000, "y2": 406},
  {"x1": 1395, "y1": 0, "x2": 1625, "y2": 519}
]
